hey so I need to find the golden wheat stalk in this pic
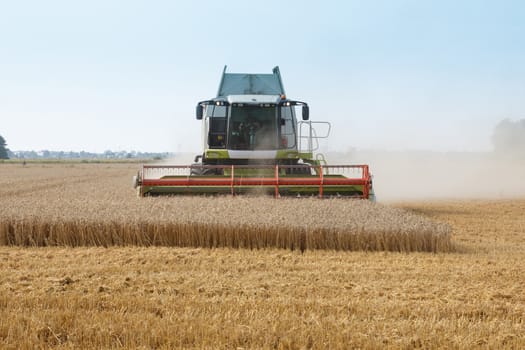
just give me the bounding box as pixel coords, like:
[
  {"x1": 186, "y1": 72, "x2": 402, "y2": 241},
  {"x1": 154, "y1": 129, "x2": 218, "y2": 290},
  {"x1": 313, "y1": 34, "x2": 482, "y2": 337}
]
[{"x1": 0, "y1": 164, "x2": 452, "y2": 252}]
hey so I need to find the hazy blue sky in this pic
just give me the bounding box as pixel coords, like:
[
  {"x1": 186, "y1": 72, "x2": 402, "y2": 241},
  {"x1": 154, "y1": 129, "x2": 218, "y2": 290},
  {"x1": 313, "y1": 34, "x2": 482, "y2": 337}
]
[{"x1": 1, "y1": 0, "x2": 524, "y2": 152}]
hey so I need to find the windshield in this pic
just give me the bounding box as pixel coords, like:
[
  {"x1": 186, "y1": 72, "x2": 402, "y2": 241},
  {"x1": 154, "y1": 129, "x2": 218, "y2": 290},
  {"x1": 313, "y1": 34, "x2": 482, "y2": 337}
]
[{"x1": 229, "y1": 105, "x2": 277, "y2": 150}]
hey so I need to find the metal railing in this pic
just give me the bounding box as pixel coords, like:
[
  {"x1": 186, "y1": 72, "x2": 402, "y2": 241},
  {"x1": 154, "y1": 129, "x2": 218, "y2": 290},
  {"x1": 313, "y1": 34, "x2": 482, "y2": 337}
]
[{"x1": 298, "y1": 121, "x2": 331, "y2": 153}]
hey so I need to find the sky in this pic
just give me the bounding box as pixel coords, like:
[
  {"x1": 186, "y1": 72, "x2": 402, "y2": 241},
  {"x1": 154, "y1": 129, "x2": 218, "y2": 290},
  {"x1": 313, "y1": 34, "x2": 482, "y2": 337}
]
[{"x1": 1, "y1": 0, "x2": 524, "y2": 153}]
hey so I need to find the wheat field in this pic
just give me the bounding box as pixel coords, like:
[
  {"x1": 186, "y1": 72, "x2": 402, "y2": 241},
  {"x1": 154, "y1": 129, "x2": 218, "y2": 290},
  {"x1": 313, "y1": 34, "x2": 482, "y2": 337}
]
[
  {"x1": 0, "y1": 163, "x2": 451, "y2": 252},
  {"x1": 1, "y1": 163, "x2": 524, "y2": 349}
]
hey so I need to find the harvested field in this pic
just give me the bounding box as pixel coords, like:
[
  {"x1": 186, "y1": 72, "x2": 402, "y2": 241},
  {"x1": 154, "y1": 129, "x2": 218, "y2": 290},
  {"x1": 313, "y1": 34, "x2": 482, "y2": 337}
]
[
  {"x1": 0, "y1": 163, "x2": 451, "y2": 252},
  {"x1": 1, "y1": 163, "x2": 524, "y2": 348}
]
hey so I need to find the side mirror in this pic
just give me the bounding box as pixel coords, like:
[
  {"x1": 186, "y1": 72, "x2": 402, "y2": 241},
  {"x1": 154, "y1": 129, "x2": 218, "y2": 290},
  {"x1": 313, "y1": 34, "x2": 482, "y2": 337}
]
[
  {"x1": 196, "y1": 104, "x2": 203, "y2": 120},
  {"x1": 302, "y1": 105, "x2": 309, "y2": 121}
]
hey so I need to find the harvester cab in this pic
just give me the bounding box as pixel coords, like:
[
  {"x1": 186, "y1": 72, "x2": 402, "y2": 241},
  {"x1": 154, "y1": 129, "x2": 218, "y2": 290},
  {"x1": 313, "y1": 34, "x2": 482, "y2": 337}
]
[
  {"x1": 134, "y1": 66, "x2": 375, "y2": 199},
  {"x1": 195, "y1": 66, "x2": 324, "y2": 169}
]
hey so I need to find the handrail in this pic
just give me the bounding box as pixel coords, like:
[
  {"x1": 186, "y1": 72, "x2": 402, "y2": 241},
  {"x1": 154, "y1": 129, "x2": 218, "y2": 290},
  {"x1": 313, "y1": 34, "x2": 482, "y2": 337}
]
[{"x1": 297, "y1": 121, "x2": 331, "y2": 153}]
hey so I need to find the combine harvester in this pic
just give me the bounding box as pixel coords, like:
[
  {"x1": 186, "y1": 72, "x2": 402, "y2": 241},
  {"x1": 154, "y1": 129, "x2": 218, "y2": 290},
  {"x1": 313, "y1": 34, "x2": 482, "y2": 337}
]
[{"x1": 134, "y1": 66, "x2": 375, "y2": 199}]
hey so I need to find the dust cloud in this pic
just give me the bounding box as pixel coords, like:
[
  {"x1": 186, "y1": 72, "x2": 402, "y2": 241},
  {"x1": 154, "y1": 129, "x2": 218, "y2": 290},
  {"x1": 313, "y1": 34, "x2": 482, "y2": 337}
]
[
  {"x1": 158, "y1": 149, "x2": 525, "y2": 202},
  {"x1": 327, "y1": 150, "x2": 525, "y2": 202},
  {"x1": 160, "y1": 153, "x2": 198, "y2": 165}
]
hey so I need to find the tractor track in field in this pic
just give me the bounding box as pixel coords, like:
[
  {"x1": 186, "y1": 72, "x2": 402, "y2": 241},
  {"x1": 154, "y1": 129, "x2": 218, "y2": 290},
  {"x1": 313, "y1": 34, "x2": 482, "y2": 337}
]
[{"x1": 0, "y1": 175, "x2": 104, "y2": 198}]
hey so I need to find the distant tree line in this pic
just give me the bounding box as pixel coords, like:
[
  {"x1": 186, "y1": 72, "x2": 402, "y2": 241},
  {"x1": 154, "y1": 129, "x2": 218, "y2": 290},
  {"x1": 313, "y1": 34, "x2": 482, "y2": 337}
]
[
  {"x1": 0, "y1": 135, "x2": 9, "y2": 159},
  {"x1": 9, "y1": 149, "x2": 173, "y2": 160},
  {"x1": 0, "y1": 135, "x2": 174, "y2": 160},
  {"x1": 492, "y1": 119, "x2": 525, "y2": 155}
]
